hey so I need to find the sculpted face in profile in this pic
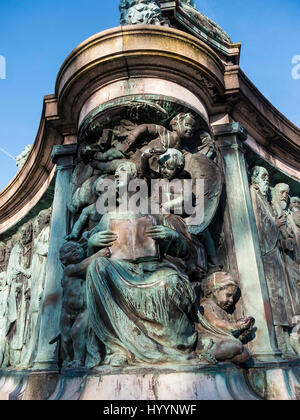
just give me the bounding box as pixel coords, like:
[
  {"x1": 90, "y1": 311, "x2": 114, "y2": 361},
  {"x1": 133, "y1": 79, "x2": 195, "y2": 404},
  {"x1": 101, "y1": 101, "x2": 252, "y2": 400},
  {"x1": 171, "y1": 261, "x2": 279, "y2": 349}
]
[
  {"x1": 34, "y1": 209, "x2": 51, "y2": 237},
  {"x1": 114, "y1": 161, "x2": 138, "y2": 191},
  {"x1": 0, "y1": 244, "x2": 6, "y2": 268},
  {"x1": 250, "y1": 166, "x2": 270, "y2": 196}
]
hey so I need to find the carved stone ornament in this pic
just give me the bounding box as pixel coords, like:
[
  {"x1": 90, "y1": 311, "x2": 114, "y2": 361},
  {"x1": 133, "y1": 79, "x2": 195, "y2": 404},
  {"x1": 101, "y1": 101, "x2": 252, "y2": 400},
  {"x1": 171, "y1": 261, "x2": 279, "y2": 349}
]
[
  {"x1": 119, "y1": 0, "x2": 164, "y2": 25},
  {"x1": 178, "y1": 0, "x2": 232, "y2": 44},
  {"x1": 16, "y1": 144, "x2": 32, "y2": 169}
]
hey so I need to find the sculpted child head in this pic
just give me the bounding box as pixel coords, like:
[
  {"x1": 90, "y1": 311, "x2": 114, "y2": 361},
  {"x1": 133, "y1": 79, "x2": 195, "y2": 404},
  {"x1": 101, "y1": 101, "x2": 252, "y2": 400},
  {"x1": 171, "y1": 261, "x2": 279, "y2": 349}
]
[
  {"x1": 158, "y1": 149, "x2": 185, "y2": 179},
  {"x1": 59, "y1": 242, "x2": 85, "y2": 266},
  {"x1": 170, "y1": 113, "x2": 196, "y2": 140},
  {"x1": 202, "y1": 272, "x2": 238, "y2": 310}
]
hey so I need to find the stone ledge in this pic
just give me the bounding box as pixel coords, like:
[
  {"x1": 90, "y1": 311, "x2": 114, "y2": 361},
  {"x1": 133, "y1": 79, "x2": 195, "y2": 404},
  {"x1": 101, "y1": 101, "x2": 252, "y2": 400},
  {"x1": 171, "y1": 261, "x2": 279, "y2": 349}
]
[
  {"x1": 1, "y1": 362, "x2": 299, "y2": 400},
  {"x1": 0, "y1": 364, "x2": 259, "y2": 401}
]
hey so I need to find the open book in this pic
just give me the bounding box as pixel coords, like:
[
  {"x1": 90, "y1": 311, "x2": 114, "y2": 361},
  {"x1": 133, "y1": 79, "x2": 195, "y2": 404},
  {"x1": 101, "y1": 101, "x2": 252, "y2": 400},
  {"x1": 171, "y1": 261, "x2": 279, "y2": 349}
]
[{"x1": 109, "y1": 215, "x2": 159, "y2": 260}]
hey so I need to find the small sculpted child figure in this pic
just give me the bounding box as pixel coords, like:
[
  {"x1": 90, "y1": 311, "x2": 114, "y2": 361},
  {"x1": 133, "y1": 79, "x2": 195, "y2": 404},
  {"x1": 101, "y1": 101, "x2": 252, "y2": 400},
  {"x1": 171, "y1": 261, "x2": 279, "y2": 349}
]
[
  {"x1": 66, "y1": 175, "x2": 108, "y2": 241},
  {"x1": 120, "y1": 112, "x2": 215, "y2": 159},
  {"x1": 120, "y1": 113, "x2": 197, "y2": 155},
  {"x1": 197, "y1": 272, "x2": 255, "y2": 364},
  {"x1": 59, "y1": 241, "x2": 110, "y2": 368},
  {"x1": 141, "y1": 147, "x2": 186, "y2": 180},
  {"x1": 141, "y1": 147, "x2": 188, "y2": 213}
]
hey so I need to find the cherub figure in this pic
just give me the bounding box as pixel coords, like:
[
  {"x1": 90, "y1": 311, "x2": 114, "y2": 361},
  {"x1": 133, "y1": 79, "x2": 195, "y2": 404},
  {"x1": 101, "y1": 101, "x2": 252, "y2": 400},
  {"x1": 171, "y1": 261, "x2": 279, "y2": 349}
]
[
  {"x1": 141, "y1": 147, "x2": 190, "y2": 215},
  {"x1": 59, "y1": 241, "x2": 110, "y2": 368},
  {"x1": 66, "y1": 176, "x2": 109, "y2": 241},
  {"x1": 141, "y1": 147, "x2": 185, "y2": 180},
  {"x1": 120, "y1": 112, "x2": 197, "y2": 155},
  {"x1": 197, "y1": 272, "x2": 255, "y2": 364}
]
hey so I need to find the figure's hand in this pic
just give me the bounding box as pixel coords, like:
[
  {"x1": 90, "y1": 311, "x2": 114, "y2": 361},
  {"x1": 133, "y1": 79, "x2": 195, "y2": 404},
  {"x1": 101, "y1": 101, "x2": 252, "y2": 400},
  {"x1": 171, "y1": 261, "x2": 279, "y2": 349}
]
[
  {"x1": 89, "y1": 230, "x2": 118, "y2": 249},
  {"x1": 142, "y1": 147, "x2": 167, "y2": 160},
  {"x1": 235, "y1": 317, "x2": 255, "y2": 331},
  {"x1": 95, "y1": 248, "x2": 112, "y2": 258},
  {"x1": 65, "y1": 233, "x2": 78, "y2": 241},
  {"x1": 146, "y1": 226, "x2": 179, "y2": 243},
  {"x1": 275, "y1": 214, "x2": 287, "y2": 228}
]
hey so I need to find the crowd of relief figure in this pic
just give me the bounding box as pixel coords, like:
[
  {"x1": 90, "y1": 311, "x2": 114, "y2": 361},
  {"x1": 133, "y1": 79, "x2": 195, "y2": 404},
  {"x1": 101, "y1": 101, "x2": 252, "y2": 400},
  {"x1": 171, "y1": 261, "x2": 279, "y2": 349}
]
[
  {"x1": 58, "y1": 109, "x2": 260, "y2": 370},
  {"x1": 0, "y1": 209, "x2": 52, "y2": 369},
  {"x1": 0, "y1": 109, "x2": 299, "y2": 372}
]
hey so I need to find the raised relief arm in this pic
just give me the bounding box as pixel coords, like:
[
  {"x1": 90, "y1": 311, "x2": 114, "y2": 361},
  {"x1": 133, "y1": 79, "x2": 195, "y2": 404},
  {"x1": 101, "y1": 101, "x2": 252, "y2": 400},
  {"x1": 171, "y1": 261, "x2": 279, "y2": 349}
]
[
  {"x1": 121, "y1": 124, "x2": 169, "y2": 154},
  {"x1": 66, "y1": 248, "x2": 111, "y2": 278}
]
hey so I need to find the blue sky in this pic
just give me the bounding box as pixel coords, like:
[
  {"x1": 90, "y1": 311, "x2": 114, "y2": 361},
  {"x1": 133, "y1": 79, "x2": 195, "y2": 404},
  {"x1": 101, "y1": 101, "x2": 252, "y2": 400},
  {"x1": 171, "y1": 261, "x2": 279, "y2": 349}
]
[{"x1": 0, "y1": 0, "x2": 299, "y2": 191}]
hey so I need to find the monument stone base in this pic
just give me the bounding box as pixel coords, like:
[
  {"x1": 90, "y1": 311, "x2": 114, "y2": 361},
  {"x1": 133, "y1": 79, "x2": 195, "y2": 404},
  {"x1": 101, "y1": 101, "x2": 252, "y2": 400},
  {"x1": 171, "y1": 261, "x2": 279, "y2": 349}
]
[{"x1": 1, "y1": 362, "x2": 299, "y2": 400}]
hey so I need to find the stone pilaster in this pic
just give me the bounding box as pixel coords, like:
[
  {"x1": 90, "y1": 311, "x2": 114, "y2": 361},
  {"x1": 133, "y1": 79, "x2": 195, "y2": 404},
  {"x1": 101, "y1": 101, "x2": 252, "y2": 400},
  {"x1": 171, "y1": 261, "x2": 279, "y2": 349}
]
[
  {"x1": 34, "y1": 144, "x2": 77, "y2": 370},
  {"x1": 213, "y1": 122, "x2": 281, "y2": 362}
]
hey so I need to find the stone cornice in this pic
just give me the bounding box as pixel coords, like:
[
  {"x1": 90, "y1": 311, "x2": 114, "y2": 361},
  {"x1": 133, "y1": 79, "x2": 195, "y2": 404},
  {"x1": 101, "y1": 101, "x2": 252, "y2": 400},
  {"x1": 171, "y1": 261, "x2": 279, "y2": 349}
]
[
  {"x1": 0, "y1": 96, "x2": 63, "y2": 234},
  {"x1": 55, "y1": 25, "x2": 226, "y2": 127},
  {"x1": 230, "y1": 69, "x2": 300, "y2": 169}
]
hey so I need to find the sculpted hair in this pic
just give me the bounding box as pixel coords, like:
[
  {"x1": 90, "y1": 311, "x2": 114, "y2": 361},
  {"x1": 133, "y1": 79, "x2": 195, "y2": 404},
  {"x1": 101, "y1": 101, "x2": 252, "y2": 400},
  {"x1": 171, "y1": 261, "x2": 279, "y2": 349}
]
[
  {"x1": 202, "y1": 272, "x2": 238, "y2": 298},
  {"x1": 250, "y1": 166, "x2": 264, "y2": 185},
  {"x1": 271, "y1": 183, "x2": 290, "y2": 202},
  {"x1": 158, "y1": 149, "x2": 185, "y2": 171},
  {"x1": 60, "y1": 241, "x2": 85, "y2": 260},
  {"x1": 170, "y1": 113, "x2": 196, "y2": 130},
  {"x1": 115, "y1": 161, "x2": 138, "y2": 178}
]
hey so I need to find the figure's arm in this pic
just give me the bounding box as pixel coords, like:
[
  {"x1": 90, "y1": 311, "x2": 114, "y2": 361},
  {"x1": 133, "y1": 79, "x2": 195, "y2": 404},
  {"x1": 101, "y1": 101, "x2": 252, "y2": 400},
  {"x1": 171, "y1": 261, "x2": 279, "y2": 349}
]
[
  {"x1": 66, "y1": 205, "x2": 93, "y2": 241},
  {"x1": 121, "y1": 124, "x2": 168, "y2": 154},
  {"x1": 146, "y1": 225, "x2": 188, "y2": 258},
  {"x1": 140, "y1": 147, "x2": 167, "y2": 179},
  {"x1": 94, "y1": 146, "x2": 125, "y2": 162},
  {"x1": 15, "y1": 263, "x2": 31, "y2": 278},
  {"x1": 199, "y1": 131, "x2": 216, "y2": 159},
  {"x1": 87, "y1": 230, "x2": 118, "y2": 256},
  {"x1": 203, "y1": 304, "x2": 254, "y2": 334},
  {"x1": 202, "y1": 304, "x2": 239, "y2": 333},
  {"x1": 66, "y1": 248, "x2": 111, "y2": 277}
]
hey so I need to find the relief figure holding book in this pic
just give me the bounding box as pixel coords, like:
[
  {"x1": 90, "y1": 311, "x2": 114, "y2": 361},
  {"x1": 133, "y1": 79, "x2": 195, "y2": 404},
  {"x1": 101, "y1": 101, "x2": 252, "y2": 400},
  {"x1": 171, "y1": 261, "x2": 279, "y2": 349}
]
[{"x1": 84, "y1": 161, "x2": 201, "y2": 367}]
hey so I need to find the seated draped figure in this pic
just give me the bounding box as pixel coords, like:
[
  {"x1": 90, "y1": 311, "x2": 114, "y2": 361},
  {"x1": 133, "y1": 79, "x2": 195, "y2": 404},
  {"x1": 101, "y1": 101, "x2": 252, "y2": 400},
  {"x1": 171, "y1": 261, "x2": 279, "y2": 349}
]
[{"x1": 84, "y1": 161, "x2": 201, "y2": 367}]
